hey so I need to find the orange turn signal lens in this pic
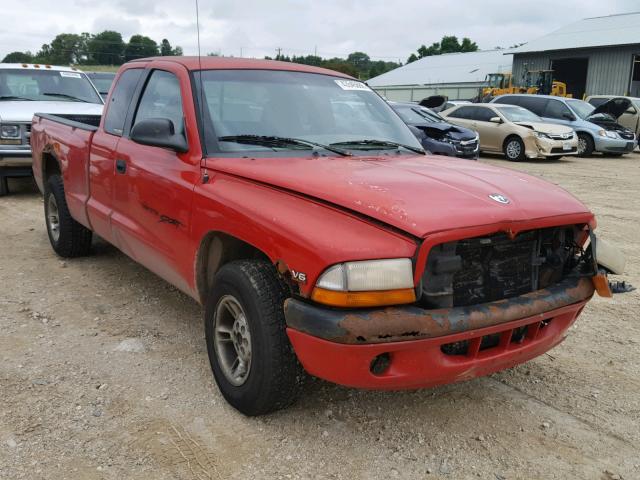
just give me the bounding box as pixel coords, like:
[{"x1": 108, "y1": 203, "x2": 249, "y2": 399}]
[
  {"x1": 311, "y1": 287, "x2": 416, "y2": 308},
  {"x1": 592, "y1": 271, "x2": 612, "y2": 298}
]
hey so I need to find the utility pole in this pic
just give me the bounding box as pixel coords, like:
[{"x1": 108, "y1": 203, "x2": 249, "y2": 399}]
[
  {"x1": 276, "y1": 47, "x2": 282, "y2": 59},
  {"x1": 314, "y1": 45, "x2": 317, "y2": 57},
  {"x1": 240, "y1": 46, "x2": 243, "y2": 58}
]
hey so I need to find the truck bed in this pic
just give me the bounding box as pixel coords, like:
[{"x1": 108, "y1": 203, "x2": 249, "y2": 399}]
[
  {"x1": 34, "y1": 112, "x2": 102, "y2": 130},
  {"x1": 31, "y1": 113, "x2": 102, "y2": 229}
]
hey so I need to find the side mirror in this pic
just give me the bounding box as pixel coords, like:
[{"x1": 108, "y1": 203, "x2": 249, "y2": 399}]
[
  {"x1": 562, "y1": 112, "x2": 576, "y2": 121},
  {"x1": 489, "y1": 116, "x2": 502, "y2": 123},
  {"x1": 130, "y1": 118, "x2": 188, "y2": 153},
  {"x1": 625, "y1": 107, "x2": 636, "y2": 115}
]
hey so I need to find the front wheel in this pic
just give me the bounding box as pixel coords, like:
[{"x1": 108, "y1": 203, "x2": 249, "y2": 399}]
[
  {"x1": 503, "y1": 136, "x2": 526, "y2": 161},
  {"x1": 577, "y1": 133, "x2": 594, "y2": 157},
  {"x1": 45, "y1": 174, "x2": 92, "y2": 257},
  {"x1": 204, "y1": 260, "x2": 302, "y2": 416}
]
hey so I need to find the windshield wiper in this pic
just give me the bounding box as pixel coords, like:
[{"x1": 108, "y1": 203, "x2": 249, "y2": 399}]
[
  {"x1": 42, "y1": 92, "x2": 90, "y2": 103},
  {"x1": 0, "y1": 95, "x2": 34, "y2": 101},
  {"x1": 331, "y1": 139, "x2": 425, "y2": 155},
  {"x1": 218, "y1": 135, "x2": 351, "y2": 157}
]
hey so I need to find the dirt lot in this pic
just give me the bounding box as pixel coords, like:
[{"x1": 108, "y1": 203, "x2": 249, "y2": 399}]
[{"x1": 1, "y1": 153, "x2": 639, "y2": 480}]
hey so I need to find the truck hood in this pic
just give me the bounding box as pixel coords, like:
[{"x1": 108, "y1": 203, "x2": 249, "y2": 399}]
[
  {"x1": 209, "y1": 155, "x2": 590, "y2": 237},
  {"x1": 0, "y1": 101, "x2": 103, "y2": 123}
]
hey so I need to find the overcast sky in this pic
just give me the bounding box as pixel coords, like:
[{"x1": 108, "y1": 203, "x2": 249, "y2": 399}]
[{"x1": 2, "y1": 0, "x2": 639, "y2": 62}]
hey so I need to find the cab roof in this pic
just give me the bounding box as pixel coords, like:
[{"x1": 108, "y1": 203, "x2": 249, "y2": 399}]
[
  {"x1": 129, "y1": 56, "x2": 354, "y2": 79},
  {"x1": 0, "y1": 63, "x2": 83, "y2": 72}
]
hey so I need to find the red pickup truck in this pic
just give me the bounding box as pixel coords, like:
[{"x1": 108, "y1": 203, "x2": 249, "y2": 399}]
[{"x1": 31, "y1": 57, "x2": 604, "y2": 416}]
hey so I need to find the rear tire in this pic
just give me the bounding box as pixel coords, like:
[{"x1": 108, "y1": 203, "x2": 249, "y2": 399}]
[
  {"x1": 503, "y1": 136, "x2": 526, "y2": 161},
  {"x1": 577, "y1": 133, "x2": 594, "y2": 157},
  {"x1": 44, "y1": 174, "x2": 92, "y2": 257},
  {"x1": 204, "y1": 260, "x2": 302, "y2": 416},
  {"x1": 0, "y1": 175, "x2": 8, "y2": 196}
]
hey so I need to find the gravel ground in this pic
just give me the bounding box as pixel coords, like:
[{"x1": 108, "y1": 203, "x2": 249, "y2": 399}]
[{"x1": 1, "y1": 153, "x2": 639, "y2": 480}]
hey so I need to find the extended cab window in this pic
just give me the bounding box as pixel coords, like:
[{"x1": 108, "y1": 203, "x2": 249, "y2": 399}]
[
  {"x1": 104, "y1": 69, "x2": 143, "y2": 136},
  {"x1": 134, "y1": 70, "x2": 184, "y2": 134}
]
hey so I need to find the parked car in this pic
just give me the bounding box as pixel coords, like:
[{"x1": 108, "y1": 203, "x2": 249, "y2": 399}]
[
  {"x1": 389, "y1": 101, "x2": 479, "y2": 159},
  {"x1": 441, "y1": 103, "x2": 578, "y2": 161},
  {"x1": 491, "y1": 94, "x2": 636, "y2": 157},
  {"x1": 31, "y1": 57, "x2": 608, "y2": 415},
  {"x1": 85, "y1": 71, "x2": 117, "y2": 101},
  {"x1": 0, "y1": 63, "x2": 103, "y2": 195},
  {"x1": 586, "y1": 95, "x2": 640, "y2": 140}
]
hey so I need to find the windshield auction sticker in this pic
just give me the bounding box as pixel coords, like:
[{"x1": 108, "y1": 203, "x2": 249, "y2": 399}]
[
  {"x1": 60, "y1": 72, "x2": 82, "y2": 78},
  {"x1": 334, "y1": 79, "x2": 371, "y2": 91}
]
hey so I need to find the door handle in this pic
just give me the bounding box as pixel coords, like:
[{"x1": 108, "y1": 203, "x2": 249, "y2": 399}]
[{"x1": 116, "y1": 158, "x2": 126, "y2": 174}]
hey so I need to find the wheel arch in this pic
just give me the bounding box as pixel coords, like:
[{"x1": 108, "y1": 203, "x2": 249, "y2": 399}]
[
  {"x1": 195, "y1": 231, "x2": 290, "y2": 304},
  {"x1": 41, "y1": 150, "x2": 61, "y2": 185},
  {"x1": 502, "y1": 133, "x2": 523, "y2": 151}
]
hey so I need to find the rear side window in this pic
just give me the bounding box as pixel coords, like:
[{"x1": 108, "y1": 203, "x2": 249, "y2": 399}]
[
  {"x1": 133, "y1": 70, "x2": 184, "y2": 134},
  {"x1": 448, "y1": 106, "x2": 476, "y2": 119},
  {"x1": 494, "y1": 96, "x2": 521, "y2": 106},
  {"x1": 104, "y1": 69, "x2": 143, "y2": 136},
  {"x1": 544, "y1": 99, "x2": 572, "y2": 119},
  {"x1": 516, "y1": 97, "x2": 547, "y2": 116}
]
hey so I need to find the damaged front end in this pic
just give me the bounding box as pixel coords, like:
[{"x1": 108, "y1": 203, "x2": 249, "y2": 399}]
[{"x1": 284, "y1": 222, "x2": 605, "y2": 389}]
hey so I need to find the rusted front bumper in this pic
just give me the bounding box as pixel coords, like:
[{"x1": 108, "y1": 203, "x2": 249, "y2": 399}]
[
  {"x1": 285, "y1": 276, "x2": 594, "y2": 344},
  {"x1": 284, "y1": 276, "x2": 594, "y2": 389}
]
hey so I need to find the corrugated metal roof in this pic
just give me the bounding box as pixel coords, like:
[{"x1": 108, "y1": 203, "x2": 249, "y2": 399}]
[
  {"x1": 366, "y1": 49, "x2": 513, "y2": 87},
  {"x1": 512, "y1": 12, "x2": 640, "y2": 54}
]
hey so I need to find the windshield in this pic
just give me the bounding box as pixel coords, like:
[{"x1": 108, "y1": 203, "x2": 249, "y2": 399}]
[
  {"x1": 0, "y1": 69, "x2": 102, "y2": 104},
  {"x1": 567, "y1": 99, "x2": 595, "y2": 119},
  {"x1": 393, "y1": 105, "x2": 444, "y2": 124},
  {"x1": 495, "y1": 106, "x2": 542, "y2": 123},
  {"x1": 195, "y1": 69, "x2": 422, "y2": 155}
]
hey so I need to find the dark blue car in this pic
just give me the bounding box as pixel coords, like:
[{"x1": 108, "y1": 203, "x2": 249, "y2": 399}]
[{"x1": 390, "y1": 102, "x2": 479, "y2": 159}]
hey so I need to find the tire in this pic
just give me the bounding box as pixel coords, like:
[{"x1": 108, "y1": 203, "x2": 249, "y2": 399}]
[
  {"x1": 44, "y1": 174, "x2": 92, "y2": 257},
  {"x1": 577, "y1": 133, "x2": 594, "y2": 157},
  {"x1": 204, "y1": 260, "x2": 302, "y2": 416},
  {"x1": 503, "y1": 136, "x2": 526, "y2": 161},
  {"x1": 0, "y1": 175, "x2": 8, "y2": 196}
]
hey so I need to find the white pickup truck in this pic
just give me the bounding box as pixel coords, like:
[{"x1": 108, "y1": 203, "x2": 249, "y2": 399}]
[{"x1": 0, "y1": 63, "x2": 104, "y2": 195}]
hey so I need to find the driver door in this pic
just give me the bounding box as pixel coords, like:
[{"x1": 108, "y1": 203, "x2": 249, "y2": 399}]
[{"x1": 110, "y1": 67, "x2": 200, "y2": 294}]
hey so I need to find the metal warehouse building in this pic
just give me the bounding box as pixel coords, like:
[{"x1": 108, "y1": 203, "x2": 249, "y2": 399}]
[
  {"x1": 367, "y1": 49, "x2": 513, "y2": 101},
  {"x1": 511, "y1": 12, "x2": 640, "y2": 98}
]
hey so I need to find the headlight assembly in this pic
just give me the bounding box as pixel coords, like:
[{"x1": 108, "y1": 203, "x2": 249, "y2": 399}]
[
  {"x1": 0, "y1": 124, "x2": 21, "y2": 139},
  {"x1": 312, "y1": 258, "x2": 416, "y2": 307},
  {"x1": 533, "y1": 131, "x2": 551, "y2": 139}
]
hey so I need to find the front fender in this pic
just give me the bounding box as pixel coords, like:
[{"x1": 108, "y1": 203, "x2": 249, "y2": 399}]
[{"x1": 191, "y1": 172, "x2": 418, "y2": 297}]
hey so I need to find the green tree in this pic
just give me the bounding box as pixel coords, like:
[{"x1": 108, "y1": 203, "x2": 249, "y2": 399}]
[
  {"x1": 37, "y1": 33, "x2": 84, "y2": 64},
  {"x1": 2, "y1": 51, "x2": 33, "y2": 63},
  {"x1": 87, "y1": 31, "x2": 126, "y2": 65},
  {"x1": 124, "y1": 35, "x2": 158, "y2": 61},
  {"x1": 408, "y1": 35, "x2": 479, "y2": 62},
  {"x1": 160, "y1": 39, "x2": 183, "y2": 56}
]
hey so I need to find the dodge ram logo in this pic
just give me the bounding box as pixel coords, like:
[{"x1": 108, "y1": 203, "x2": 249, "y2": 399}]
[{"x1": 489, "y1": 193, "x2": 510, "y2": 204}]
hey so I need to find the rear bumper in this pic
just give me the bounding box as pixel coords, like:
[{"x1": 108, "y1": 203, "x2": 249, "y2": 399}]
[{"x1": 285, "y1": 276, "x2": 594, "y2": 389}]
